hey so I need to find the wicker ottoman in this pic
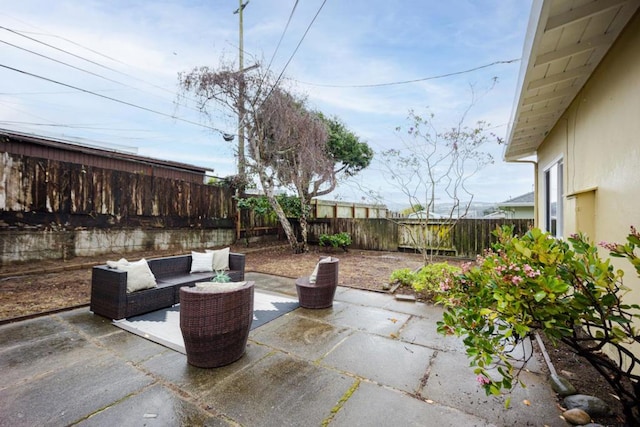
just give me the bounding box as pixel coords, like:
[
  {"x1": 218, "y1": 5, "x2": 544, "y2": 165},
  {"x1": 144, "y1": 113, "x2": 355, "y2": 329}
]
[{"x1": 179, "y1": 281, "x2": 254, "y2": 368}]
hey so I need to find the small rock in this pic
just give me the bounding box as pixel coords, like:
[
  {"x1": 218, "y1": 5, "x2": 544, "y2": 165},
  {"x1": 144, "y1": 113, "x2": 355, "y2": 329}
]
[
  {"x1": 395, "y1": 294, "x2": 416, "y2": 302},
  {"x1": 563, "y1": 408, "x2": 591, "y2": 425},
  {"x1": 564, "y1": 394, "x2": 611, "y2": 417},
  {"x1": 550, "y1": 373, "x2": 577, "y2": 396}
]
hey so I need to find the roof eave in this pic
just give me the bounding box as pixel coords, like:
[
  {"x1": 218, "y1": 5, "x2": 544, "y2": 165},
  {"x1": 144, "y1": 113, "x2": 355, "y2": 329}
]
[{"x1": 503, "y1": 0, "x2": 640, "y2": 162}]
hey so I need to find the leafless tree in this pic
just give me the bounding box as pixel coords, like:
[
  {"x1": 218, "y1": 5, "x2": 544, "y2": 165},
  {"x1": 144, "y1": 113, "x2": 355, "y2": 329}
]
[{"x1": 381, "y1": 105, "x2": 496, "y2": 263}]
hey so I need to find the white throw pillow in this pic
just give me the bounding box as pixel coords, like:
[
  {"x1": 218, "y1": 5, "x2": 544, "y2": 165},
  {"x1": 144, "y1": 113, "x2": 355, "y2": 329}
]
[
  {"x1": 309, "y1": 257, "x2": 332, "y2": 284},
  {"x1": 190, "y1": 251, "x2": 214, "y2": 273},
  {"x1": 195, "y1": 281, "x2": 246, "y2": 292},
  {"x1": 119, "y1": 259, "x2": 157, "y2": 293},
  {"x1": 206, "y1": 247, "x2": 230, "y2": 271},
  {"x1": 106, "y1": 258, "x2": 129, "y2": 269}
]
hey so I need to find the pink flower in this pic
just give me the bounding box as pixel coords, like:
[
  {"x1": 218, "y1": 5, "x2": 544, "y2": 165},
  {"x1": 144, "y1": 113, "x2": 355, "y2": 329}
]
[
  {"x1": 511, "y1": 276, "x2": 523, "y2": 285},
  {"x1": 476, "y1": 375, "x2": 491, "y2": 385},
  {"x1": 523, "y1": 264, "x2": 540, "y2": 278},
  {"x1": 598, "y1": 241, "x2": 619, "y2": 251}
]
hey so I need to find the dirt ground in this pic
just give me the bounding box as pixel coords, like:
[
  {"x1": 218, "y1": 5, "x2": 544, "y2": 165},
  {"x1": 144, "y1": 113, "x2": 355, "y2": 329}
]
[{"x1": 0, "y1": 242, "x2": 628, "y2": 424}]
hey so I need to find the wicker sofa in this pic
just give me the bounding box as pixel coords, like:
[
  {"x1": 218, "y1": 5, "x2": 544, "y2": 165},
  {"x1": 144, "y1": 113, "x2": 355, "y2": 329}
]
[{"x1": 90, "y1": 252, "x2": 245, "y2": 320}]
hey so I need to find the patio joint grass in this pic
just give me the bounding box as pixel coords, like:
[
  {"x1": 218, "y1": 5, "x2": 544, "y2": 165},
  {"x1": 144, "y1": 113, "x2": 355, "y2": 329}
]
[{"x1": 321, "y1": 378, "x2": 360, "y2": 426}]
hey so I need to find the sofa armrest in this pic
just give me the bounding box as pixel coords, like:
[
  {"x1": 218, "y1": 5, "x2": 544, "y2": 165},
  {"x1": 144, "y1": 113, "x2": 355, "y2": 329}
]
[
  {"x1": 229, "y1": 252, "x2": 245, "y2": 280},
  {"x1": 90, "y1": 265, "x2": 128, "y2": 320}
]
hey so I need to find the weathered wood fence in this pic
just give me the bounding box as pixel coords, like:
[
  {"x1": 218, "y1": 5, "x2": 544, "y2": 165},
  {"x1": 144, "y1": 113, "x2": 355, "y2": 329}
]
[
  {"x1": 1, "y1": 153, "x2": 237, "y2": 264},
  {"x1": 1, "y1": 155, "x2": 235, "y2": 228},
  {"x1": 283, "y1": 217, "x2": 533, "y2": 258}
]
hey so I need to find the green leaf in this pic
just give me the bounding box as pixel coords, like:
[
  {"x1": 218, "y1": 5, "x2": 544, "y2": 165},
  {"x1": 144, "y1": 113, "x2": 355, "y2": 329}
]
[
  {"x1": 504, "y1": 396, "x2": 512, "y2": 409},
  {"x1": 534, "y1": 291, "x2": 547, "y2": 302}
]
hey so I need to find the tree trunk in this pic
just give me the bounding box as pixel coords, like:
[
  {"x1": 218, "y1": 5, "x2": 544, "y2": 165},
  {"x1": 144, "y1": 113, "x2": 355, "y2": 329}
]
[
  {"x1": 258, "y1": 172, "x2": 303, "y2": 253},
  {"x1": 298, "y1": 213, "x2": 309, "y2": 253}
]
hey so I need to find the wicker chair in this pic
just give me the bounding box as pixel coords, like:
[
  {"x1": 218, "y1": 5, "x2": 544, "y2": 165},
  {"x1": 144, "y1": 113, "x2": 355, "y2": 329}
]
[
  {"x1": 179, "y1": 281, "x2": 254, "y2": 368},
  {"x1": 295, "y1": 258, "x2": 339, "y2": 309}
]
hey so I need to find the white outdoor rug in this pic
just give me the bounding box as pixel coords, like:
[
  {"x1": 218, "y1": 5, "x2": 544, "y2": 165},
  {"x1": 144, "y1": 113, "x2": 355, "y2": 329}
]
[{"x1": 113, "y1": 291, "x2": 299, "y2": 354}]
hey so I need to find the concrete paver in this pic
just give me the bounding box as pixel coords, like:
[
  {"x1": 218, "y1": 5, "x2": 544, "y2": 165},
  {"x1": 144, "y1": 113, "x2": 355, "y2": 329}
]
[{"x1": 0, "y1": 272, "x2": 566, "y2": 426}]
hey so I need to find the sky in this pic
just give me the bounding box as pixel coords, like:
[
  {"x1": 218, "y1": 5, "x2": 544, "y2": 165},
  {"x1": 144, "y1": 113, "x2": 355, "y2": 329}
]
[{"x1": 1, "y1": 0, "x2": 535, "y2": 210}]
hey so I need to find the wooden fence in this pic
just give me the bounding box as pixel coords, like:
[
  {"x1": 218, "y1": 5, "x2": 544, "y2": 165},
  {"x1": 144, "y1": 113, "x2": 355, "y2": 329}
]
[
  {"x1": 259, "y1": 217, "x2": 533, "y2": 258},
  {"x1": 394, "y1": 218, "x2": 533, "y2": 258},
  {"x1": 451, "y1": 218, "x2": 533, "y2": 257},
  {"x1": 2, "y1": 155, "x2": 236, "y2": 229}
]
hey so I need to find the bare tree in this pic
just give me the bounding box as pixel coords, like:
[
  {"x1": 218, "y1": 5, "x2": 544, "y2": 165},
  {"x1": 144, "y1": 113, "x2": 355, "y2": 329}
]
[{"x1": 381, "y1": 107, "x2": 496, "y2": 263}]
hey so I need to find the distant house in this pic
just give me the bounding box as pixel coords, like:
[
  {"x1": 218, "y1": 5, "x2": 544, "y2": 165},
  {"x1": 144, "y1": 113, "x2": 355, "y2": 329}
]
[
  {"x1": 407, "y1": 210, "x2": 449, "y2": 220},
  {"x1": 504, "y1": 0, "x2": 640, "y2": 352},
  {"x1": 496, "y1": 192, "x2": 534, "y2": 219}
]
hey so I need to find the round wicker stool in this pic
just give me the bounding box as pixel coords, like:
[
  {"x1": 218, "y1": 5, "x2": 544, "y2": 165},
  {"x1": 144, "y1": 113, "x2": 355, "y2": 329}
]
[{"x1": 179, "y1": 281, "x2": 254, "y2": 368}]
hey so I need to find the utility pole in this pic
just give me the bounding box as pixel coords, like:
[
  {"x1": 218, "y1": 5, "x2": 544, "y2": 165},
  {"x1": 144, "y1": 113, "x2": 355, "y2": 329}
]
[
  {"x1": 234, "y1": 1, "x2": 249, "y2": 241},
  {"x1": 234, "y1": 1, "x2": 249, "y2": 195}
]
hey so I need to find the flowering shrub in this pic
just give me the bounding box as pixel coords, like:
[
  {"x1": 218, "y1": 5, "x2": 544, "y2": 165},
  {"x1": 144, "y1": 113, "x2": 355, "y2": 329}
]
[{"x1": 436, "y1": 226, "x2": 640, "y2": 422}]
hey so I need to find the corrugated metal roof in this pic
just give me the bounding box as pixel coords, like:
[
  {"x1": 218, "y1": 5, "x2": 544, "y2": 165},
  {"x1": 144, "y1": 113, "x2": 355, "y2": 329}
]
[{"x1": 504, "y1": 0, "x2": 640, "y2": 161}]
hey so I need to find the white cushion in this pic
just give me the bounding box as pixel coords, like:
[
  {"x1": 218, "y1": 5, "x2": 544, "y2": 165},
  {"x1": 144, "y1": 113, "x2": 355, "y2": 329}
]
[
  {"x1": 106, "y1": 258, "x2": 129, "y2": 269},
  {"x1": 206, "y1": 247, "x2": 230, "y2": 270},
  {"x1": 190, "y1": 251, "x2": 214, "y2": 273},
  {"x1": 309, "y1": 257, "x2": 333, "y2": 284},
  {"x1": 119, "y1": 259, "x2": 157, "y2": 293},
  {"x1": 195, "y1": 281, "x2": 246, "y2": 292}
]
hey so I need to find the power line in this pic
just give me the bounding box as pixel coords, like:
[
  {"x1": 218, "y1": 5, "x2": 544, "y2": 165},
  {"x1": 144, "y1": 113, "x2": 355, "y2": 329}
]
[
  {"x1": 261, "y1": 0, "x2": 327, "y2": 107},
  {"x1": 0, "y1": 63, "x2": 226, "y2": 134},
  {"x1": 0, "y1": 120, "x2": 157, "y2": 132},
  {"x1": 0, "y1": 38, "x2": 132, "y2": 88},
  {"x1": 251, "y1": 1, "x2": 300, "y2": 115},
  {"x1": 0, "y1": 25, "x2": 200, "y2": 105},
  {"x1": 272, "y1": 0, "x2": 327, "y2": 89},
  {"x1": 265, "y1": 0, "x2": 299, "y2": 74},
  {"x1": 293, "y1": 58, "x2": 521, "y2": 88},
  {"x1": 0, "y1": 12, "x2": 128, "y2": 66},
  {"x1": 0, "y1": 37, "x2": 205, "y2": 115}
]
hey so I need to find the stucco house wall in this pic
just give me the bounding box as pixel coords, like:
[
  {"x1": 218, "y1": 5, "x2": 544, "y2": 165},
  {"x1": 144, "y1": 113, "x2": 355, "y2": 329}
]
[
  {"x1": 536, "y1": 8, "x2": 640, "y2": 274},
  {"x1": 534, "y1": 9, "x2": 640, "y2": 359}
]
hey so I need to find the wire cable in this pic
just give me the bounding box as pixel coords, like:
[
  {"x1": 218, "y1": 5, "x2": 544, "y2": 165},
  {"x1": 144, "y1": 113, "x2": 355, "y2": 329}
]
[
  {"x1": 0, "y1": 63, "x2": 226, "y2": 133},
  {"x1": 260, "y1": 0, "x2": 327, "y2": 108},
  {"x1": 265, "y1": 0, "x2": 299, "y2": 73},
  {"x1": 0, "y1": 39, "x2": 133, "y2": 88},
  {"x1": 0, "y1": 37, "x2": 206, "y2": 114},
  {"x1": 292, "y1": 58, "x2": 521, "y2": 88},
  {"x1": 272, "y1": 0, "x2": 326, "y2": 89},
  {"x1": 0, "y1": 25, "x2": 201, "y2": 105}
]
